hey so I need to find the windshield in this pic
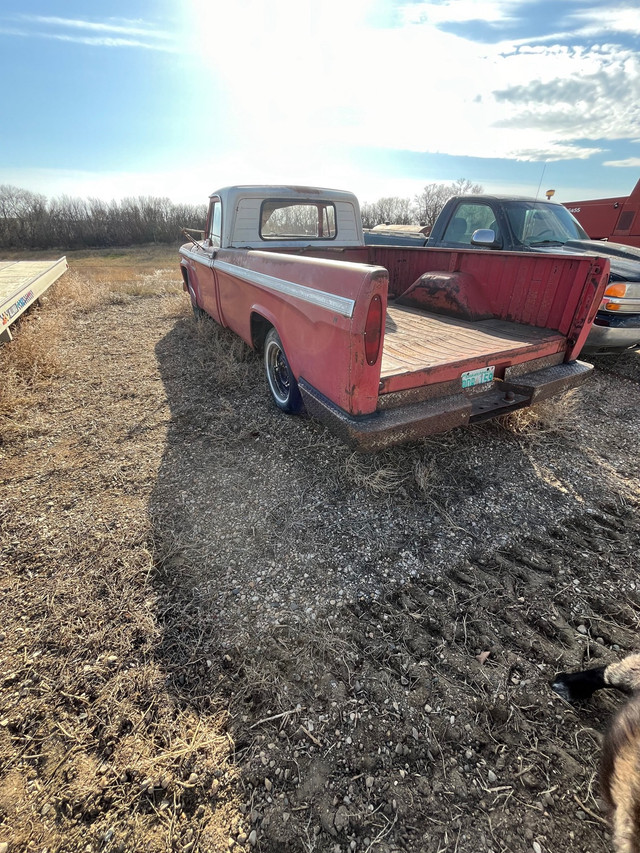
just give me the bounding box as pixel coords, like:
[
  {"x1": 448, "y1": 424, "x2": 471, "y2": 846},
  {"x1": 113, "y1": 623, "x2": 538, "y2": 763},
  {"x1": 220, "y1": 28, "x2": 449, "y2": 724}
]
[{"x1": 504, "y1": 202, "x2": 589, "y2": 247}]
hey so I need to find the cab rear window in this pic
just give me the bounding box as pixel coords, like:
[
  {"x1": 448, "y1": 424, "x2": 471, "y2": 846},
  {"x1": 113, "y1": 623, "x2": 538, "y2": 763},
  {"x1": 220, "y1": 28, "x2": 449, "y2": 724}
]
[{"x1": 260, "y1": 201, "x2": 336, "y2": 240}]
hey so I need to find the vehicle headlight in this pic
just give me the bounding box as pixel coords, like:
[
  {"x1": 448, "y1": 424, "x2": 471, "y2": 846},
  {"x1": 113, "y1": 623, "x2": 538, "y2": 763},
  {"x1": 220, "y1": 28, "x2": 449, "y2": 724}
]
[
  {"x1": 600, "y1": 281, "x2": 640, "y2": 312},
  {"x1": 604, "y1": 283, "x2": 627, "y2": 299}
]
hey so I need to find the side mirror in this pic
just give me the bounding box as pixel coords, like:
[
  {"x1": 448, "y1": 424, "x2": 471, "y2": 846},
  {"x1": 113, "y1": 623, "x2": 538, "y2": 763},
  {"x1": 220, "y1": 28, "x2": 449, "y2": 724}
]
[{"x1": 471, "y1": 228, "x2": 502, "y2": 249}]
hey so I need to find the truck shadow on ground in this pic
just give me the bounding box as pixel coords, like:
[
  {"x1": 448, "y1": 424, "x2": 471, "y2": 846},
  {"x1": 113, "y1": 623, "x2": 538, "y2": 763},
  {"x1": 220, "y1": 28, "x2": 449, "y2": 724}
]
[
  {"x1": 144, "y1": 314, "x2": 640, "y2": 852},
  {"x1": 149, "y1": 316, "x2": 637, "y2": 640}
]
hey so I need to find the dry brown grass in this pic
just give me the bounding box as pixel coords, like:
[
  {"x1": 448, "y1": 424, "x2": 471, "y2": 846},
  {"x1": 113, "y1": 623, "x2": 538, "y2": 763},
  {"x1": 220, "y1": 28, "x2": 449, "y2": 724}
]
[
  {"x1": 0, "y1": 308, "x2": 65, "y2": 441},
  {"x1": 0, "y1": 248, "x2": 245, "y2": 851},
  {"x1": 2, "y1": 246, "x2": 638, "y2": 853},
  {"x1": 52, "y1": 254, "x2": 182, "y2": 309},
  {"x1": 0, "y1": 521, "x2": 240, "y2": 852},
  {"x1": 0, "y1": 309, "x2": 63, "y2": 382},
  {"x1": 191, "y1": 317, "x2": 254, "y2": 390},
  {"x1": 341, "y1": 451, "x2": 410, "y2": 495},
  {"x1": 497, "y1": 388, "x2": 583, "y2": 437},
  {"x1": 0, "y1": 247, "x2": 184, "y2": 439},
  {"x1": 46, "y1": 269, "x2": 104, "y2": 313}
]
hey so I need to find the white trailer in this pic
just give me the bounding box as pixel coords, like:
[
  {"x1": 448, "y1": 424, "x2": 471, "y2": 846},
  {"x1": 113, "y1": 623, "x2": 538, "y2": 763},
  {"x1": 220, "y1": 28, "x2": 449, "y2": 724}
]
[{"x1": 0, "y1": 257, "x2": 68, "y2": 342}]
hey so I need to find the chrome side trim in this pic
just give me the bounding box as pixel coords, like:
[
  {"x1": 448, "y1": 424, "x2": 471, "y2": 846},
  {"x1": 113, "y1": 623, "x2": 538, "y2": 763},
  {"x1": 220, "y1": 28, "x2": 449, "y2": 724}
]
[
  {"x1": 214, "y1": 260, "x2": 355, "y2": 318},
  {"x1": 180, "y1": 246, "x2": 214, "y2": 268}
]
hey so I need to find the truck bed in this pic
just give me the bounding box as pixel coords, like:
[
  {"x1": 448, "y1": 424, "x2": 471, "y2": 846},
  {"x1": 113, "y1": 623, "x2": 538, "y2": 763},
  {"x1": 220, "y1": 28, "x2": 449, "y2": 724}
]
[{"x1": 381, "y1": 303, "x2": 564, "y2": 381}]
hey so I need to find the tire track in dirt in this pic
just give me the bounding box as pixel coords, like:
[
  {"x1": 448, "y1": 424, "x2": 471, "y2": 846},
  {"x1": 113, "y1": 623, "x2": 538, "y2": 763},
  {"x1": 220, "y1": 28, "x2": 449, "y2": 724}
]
[{"x1": 225, "y1": 500, "x2": 639, "y2": 852}]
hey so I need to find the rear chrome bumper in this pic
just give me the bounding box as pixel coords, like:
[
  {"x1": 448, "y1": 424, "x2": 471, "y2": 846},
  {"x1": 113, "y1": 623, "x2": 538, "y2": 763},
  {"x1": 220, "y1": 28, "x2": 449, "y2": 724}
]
[{"x1": 299, "y1": 360, "x2": 593, "y2": 451}]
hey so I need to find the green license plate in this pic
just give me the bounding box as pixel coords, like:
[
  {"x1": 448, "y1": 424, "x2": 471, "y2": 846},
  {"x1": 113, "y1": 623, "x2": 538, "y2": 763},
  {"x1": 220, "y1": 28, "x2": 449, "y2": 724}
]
[{"x1": 461, "y1": 366, "x2": 495, "y2": 389}]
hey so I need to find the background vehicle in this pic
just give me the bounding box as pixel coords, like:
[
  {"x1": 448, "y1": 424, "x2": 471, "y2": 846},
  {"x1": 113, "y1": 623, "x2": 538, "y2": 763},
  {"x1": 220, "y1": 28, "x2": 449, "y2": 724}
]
[
  {"x1": 422, "y1": 195, "x2": 640, "y2": 354},
  {"x1": 363, "y1": 224, "x2": 431, "y2": 246},
  {"x1": 564, "y1": 179, "x2": 640, "y2": 249}
]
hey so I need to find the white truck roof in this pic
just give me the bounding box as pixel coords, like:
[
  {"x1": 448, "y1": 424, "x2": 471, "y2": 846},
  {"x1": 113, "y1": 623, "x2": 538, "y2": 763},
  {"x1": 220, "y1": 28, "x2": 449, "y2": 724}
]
[{"x1": 209, "y1": 185, "x2": 364, "y2": 249}]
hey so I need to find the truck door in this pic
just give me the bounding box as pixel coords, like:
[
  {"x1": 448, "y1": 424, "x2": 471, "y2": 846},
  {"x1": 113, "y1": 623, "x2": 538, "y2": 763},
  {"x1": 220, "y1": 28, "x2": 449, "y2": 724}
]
[{"x1": 190, "y1": 198, "x2": 223, "y2": 324}]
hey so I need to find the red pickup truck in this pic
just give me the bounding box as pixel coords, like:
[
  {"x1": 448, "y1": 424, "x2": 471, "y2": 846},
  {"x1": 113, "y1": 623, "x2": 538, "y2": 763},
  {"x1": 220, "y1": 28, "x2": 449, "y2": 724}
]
[{"x1": 179, "y1": 185, "x2": 608, "y2": 450}]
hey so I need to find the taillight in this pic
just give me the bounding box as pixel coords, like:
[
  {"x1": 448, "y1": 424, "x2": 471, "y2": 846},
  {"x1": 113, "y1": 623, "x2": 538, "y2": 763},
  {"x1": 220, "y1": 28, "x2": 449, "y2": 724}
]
[{"x1": 364, "y1": 294, "x2": 383, "y2": 365}]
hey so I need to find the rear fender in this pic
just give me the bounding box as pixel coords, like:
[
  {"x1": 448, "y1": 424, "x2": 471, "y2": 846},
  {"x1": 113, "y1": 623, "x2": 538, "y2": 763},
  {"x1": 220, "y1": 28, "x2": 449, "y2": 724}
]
[
  {"x1": 248, "y1": 278, "x2": 386, "y2": 417},
  {"x1": 180, "y1": 260, "x2": 200, "y2": 307}
]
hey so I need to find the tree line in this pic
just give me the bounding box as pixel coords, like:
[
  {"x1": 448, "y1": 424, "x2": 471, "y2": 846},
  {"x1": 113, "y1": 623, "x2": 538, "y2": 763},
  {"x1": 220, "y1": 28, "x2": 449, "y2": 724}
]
[
  {"x1": 0, "y1": 178, "x2": 483, "y2": 249},
  {"x1": 0, "y1": 185, "x2": 207, "y2": 250},
  {"x1": 361, "y1": 178, "x2": 483, "y2": 230}
]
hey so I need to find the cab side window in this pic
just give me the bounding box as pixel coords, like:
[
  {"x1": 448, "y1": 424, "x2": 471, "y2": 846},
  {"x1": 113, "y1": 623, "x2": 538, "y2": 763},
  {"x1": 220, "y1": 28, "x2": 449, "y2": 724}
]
[
  {"x1": 443, "y1": 203, "x2": 497, "y2": 244},
  {"x1": 209, "y1": 201, "x2": 221, "y2": 248}
]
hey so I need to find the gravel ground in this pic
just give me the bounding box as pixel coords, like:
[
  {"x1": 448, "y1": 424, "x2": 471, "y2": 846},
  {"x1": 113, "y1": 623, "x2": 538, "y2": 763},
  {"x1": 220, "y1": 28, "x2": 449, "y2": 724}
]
[{"x1": 1, "y1": 250, "x2": 639, "y2": 853}]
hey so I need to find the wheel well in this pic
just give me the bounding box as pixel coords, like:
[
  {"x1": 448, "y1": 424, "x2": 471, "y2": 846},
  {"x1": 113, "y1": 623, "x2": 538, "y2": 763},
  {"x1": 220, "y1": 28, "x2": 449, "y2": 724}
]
[
  {"x1": 180, "y1": 266, "x2": 190, "y2": 291},
  {"x1": 251, "y1": 313, "x2": 273, "y2": 351}
]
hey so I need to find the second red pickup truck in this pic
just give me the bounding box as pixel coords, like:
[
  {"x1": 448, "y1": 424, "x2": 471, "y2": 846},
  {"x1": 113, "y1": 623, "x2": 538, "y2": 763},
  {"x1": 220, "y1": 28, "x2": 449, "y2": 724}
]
[{"x1": 179, "y1": 185, "x2": 608, "y2": 451}]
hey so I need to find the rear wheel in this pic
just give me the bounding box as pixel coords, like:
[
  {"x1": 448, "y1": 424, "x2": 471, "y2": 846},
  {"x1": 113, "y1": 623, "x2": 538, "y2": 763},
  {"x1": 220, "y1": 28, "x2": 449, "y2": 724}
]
[{"x1": 264, "y1": 328, "x2": 303, "y2": 413}]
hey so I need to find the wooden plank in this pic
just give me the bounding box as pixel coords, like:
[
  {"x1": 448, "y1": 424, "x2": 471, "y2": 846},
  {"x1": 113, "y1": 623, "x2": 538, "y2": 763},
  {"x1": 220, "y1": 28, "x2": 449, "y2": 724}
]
[{"x1": 381, "y1": 303, "x2": 563, "y2": 378}]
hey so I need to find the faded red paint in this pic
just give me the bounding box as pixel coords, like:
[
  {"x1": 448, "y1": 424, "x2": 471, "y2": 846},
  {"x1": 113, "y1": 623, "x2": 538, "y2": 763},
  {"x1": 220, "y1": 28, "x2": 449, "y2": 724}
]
[
  {"x1": 179, "y1": 185, "x2": 610, "y2": 449},
  {"x1": 212, "y1": 248, "x2": 388, "y2": 416},
  {"x1": 183, "y1": 242, "x2": 607, "y2": 417},
  {"x1": 284, "y1": 244, "x2": 608, "y2": 344}
]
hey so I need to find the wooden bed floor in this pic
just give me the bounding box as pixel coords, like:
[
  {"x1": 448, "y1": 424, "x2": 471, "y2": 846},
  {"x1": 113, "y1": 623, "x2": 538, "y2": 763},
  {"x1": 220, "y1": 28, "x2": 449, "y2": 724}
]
[{"x1": 381, "y1": 304, "x2": 563, "y2": 378}]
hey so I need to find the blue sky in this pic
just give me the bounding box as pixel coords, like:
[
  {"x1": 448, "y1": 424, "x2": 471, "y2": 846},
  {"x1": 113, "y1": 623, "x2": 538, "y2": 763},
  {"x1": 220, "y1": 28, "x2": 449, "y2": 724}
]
[{"x1": 1, "y1": 0, "x2": 640, "y2": 206}]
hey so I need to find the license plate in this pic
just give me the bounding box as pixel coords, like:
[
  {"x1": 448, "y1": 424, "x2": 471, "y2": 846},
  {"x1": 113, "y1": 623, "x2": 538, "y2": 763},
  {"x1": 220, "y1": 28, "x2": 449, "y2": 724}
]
[{"x1": 461, "y1": 366, "x2": 495, "y2": 389}]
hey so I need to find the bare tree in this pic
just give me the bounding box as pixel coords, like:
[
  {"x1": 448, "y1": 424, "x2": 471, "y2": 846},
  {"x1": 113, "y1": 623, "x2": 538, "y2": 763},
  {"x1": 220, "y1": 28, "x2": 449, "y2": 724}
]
[
  {"x1": 0, "y1": 180, "x2": 483, "y2": 249},
  {"x1": 360, "y1": 202, "x2": 377, "y2": 229},
  {"x1": 0, "y1": 186, "x2": 206, "y2": 250},
  {"x1": 361, "y1": 196, "x2": 416, "y2": 228},
  {"x1": 413, "y1": 183, "x2": 451, "y2": 230},
  {"x1": 413, "y1": 178, "x2": 484, "y2": 231},
  {"x1": 0, "y1": 185, "x2": 48, "y2": 247},
  {"x1": 450, "y1": 177, "x2": 484, "y2": 196}
]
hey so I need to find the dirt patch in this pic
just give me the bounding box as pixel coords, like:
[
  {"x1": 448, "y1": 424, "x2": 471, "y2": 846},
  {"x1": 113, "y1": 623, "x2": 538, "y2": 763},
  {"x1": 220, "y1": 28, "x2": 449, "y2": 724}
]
[{"x1": 1, "y1": 247, "x2": 639, "y2": 852}]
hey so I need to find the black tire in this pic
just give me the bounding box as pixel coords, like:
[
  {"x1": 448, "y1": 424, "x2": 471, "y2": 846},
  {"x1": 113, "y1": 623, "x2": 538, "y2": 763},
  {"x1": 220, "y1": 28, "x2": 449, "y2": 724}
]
[
  {"x1": 192, "y1": 302, "x2": 207, "y2": 321},
  {"x1": 264, "y1": 328, "x2": 303, "y2": 413},
  {"x1": 185, "y1": 273, "x2": 207, "y2": 320}
]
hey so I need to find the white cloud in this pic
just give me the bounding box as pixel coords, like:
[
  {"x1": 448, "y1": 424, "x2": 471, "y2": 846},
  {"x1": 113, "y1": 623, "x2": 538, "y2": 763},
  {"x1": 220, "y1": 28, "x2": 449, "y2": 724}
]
[
  {"x1": 181, "y1": 0, "x2": 639, "y2": 165},
  {"x1": 0, "y1": 160, "x2": 451, "y2": 209},
  {"x1": 3, "y1": 0, "x2": 638, "y2": 203},
  {"x1": 400, "y1": 0, "x2": 516, "y2": 27},
  {"x1": 492, "y1": 45, "x2": 640, "y2": 148},
  {"x1": 0, "y1": 167, "x2": 209, "y2": 206},
  {"x1": 566, "y1": 5, "x2": 640, "y2": 38},
  {"x1": 20, "y1": 15, "x2": 172, "y2": 39},
  {"x1": 404, "y1": 1, "x2": 640, "y2": 40},
  {"x1": 38, "y1": 34, "x2": 175, "y2": 50},
  {"x1": 3, "y1": 13, "x2": 176, "y2": 50},
  {"x1": 603, "y1": 157, "x2": 640, "y2": 167}
]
